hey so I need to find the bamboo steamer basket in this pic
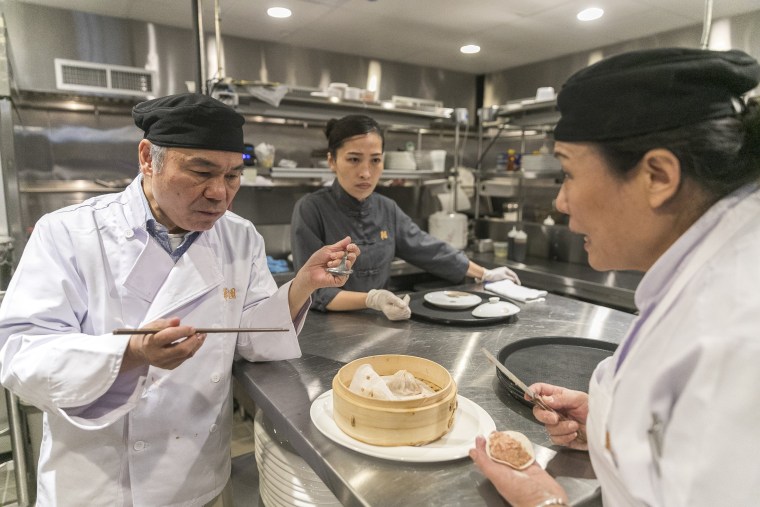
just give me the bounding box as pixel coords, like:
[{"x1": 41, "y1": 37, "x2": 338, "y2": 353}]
[{"x1": 332, "y1": 354, "x2": 457, "y2": 446}]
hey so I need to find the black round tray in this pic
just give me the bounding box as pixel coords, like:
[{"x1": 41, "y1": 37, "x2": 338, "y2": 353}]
[
  {"x1": 495, "y1": 336, "x2": 618, "y2": 407},
  {"x1": 408, "y1": 290, "x2": 519, "y2": 326}
]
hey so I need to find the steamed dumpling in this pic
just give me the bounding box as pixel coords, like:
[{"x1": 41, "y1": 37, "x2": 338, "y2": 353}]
[
  {"x1": 349, "y1": 364, "x2": 395, "y2": 400},
  {"x1": 386, "y1": 369, "x2": 423, "y2": 396}
]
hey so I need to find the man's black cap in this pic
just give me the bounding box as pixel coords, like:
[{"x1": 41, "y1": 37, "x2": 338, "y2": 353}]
[{"x1": 132, "y1": 93, "x2": 245, "y2": 153}]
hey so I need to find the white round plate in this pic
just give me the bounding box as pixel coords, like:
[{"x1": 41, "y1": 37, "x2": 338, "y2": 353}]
[
  {"x1": 472, "y1": 299, "x2": 521, "y2": 318},
  {"x1": 423, "y1": 291, "x2": 482, "y2": 309},
  {"x1": 310, "y1": 391, "x2": 495, "y2": 462}
]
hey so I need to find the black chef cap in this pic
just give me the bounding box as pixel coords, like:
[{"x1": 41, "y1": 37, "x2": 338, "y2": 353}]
[
  {"x1": 553, "y1": 47, "x2": 760, "y2": 142},
  {"x1": 132, "y1": 93, "x2": 245, "y2": 153}
]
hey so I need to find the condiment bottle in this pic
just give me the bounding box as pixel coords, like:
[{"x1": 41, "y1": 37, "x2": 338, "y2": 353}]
[
  {"x1": 507, "y1": 226, "x2": 518, "y2": 261},
  {"x1": 513, "y1": 230, "x2": 528, "y2": 263},
  {"x1": 506, "y1": 149, "x2": 517, "y2": 171}
]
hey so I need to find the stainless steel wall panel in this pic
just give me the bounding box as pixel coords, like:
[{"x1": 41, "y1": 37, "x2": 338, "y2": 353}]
[
  {"x1": 484, "y1": 9, "x2": 760, "y2": 106},
  {"x1": 1, "y1": 1, "x2": 476, "y2": 112}
]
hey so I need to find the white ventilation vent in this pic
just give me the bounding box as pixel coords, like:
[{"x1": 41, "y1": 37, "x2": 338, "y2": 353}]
[{"x1": 54, "y1": 58, "x2": 156, "y2": 97}]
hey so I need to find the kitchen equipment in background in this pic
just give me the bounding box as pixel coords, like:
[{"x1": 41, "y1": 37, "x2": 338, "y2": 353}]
[
  {"x1": 414, "y1": 150, "x2": 447, "y2": 172},
  {"x1": 344, "y1": 87, "x2": 361, "y2": 101},
  {"x1": 310, "y1": 149, "x2": 329, "y2": 168},
  {"x1": 242, "y1": 143, "x2": 256, "y2": 166},
  {"x1": 507, "y1": 226, "x2": 519, "y2": 258},
  {"x1": 428, "y1": 211, "x2": 467, "y2": 250},
  {"x1": 521, "y1": 154, "x2": 562, "y2": 172},
  {"x1": 384, "y1": 151, "x2": 417, "y2": 170},
  {"x1": 513, "y1": 230, "x2": 528, "y2": 262},
  {"x1": 241, "y1": 168, "x2": 258, "y2": 186},
  {"x1": 361, "y1": 89, "x2": 378, "y2": 102},
  {"x1": 473, "y1": 238, "x2": 493, "y2": 253},
  {"x1": 535, "y1": 87, "x2": 555, "y2": 102},
  {"x1": 502, "y1": 202, "x2": 519, "y2": 221},
  {"x1": 327, "y1": 82, "x2": 348, "y2": 99},
  {"x1": 254, "y1": 142, "x2": 275, "y2": 170},
  {"x1": 391, "y1": 96, "x2": 445, "y2": 113},
  {"x1": 493, "y1": 241, "x2": 508, "y2": 259}
]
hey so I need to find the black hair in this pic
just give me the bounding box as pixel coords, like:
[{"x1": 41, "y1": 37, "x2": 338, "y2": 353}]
[
  {"x1": 593, "y1": 98, "x2": 760, "y2": 199},
  {"x1": 325, "y1": 114, "x2": 384, "y2": 157}
]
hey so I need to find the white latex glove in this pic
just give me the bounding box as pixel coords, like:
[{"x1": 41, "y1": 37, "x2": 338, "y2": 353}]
[
  {"x1": 479, "y1": 266, "x2": 521, "y2": 285},
  {"x1": 366, "y1": 289, "x2": 412, "y2": 321}
]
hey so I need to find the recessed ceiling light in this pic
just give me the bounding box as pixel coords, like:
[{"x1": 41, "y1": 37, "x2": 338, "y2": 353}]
[
  {"x1": 577, "y1": 7, "x2": 604, "y2": 21},
  {"x1": 267, "y1": 7, "x2": 292, "y2": 18},
  {"x1": 460, "y1": 44, "x2": 481, "y2": 54}
]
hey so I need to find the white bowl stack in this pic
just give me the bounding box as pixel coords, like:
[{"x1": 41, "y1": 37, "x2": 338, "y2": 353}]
[
  {"x1": 383, "y1": 151, "x2": 417, "y2": 170},
  {"x1": 254, "y1": 410, "x2": 341, "y2": 507}
]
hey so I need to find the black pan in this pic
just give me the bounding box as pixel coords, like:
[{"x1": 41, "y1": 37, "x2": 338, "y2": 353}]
[{"x1": 495, "y1": 336, "x2": 618, "y2": 407}]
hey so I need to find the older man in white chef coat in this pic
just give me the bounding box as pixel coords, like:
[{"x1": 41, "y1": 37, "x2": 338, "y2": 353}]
[{"x1": 0, "y1": 93, "x2": 358, "y2": 506}]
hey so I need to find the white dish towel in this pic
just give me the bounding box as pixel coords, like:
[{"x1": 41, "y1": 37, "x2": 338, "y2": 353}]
[{"x1": 485, "y1": 280, "x2": 547, "y2": 303}]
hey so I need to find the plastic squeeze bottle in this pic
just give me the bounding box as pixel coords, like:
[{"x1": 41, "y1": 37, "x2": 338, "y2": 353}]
[
  {"x1": 513, "y1": 230, "x2": 528, "y2": 263},
  {"x1": 507, "y1": 226, "x2": 519, "y2": 261}
]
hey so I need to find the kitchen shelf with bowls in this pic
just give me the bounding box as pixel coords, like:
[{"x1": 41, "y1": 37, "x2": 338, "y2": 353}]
[
  {"x1": 475, "y1": 97, "x2": 562, "y2": 220},
  {"x1": 268, "y1": 168, "x2": 442, "y2": 181}
]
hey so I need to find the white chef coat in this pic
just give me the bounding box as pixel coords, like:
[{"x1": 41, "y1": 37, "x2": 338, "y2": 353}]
[
  {"x1": 586, "y1": 182, "x2": 760, "y2": 506},
  {"x1": 0, "y1": 178, "x2": 308, "y2": 506}
]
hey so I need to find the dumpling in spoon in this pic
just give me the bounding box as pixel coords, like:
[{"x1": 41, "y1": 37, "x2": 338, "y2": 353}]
[{"x1": 486, "y1": 430, "x2": 535, "y2": 469}]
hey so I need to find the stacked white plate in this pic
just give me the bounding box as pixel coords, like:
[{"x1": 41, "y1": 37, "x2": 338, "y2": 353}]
[
  {"x1": 253, "y1": 410, "x2": 341, "y2": 507},
  {"x1": 384, "y1": 151, "x2": 417, "y2": 170}
]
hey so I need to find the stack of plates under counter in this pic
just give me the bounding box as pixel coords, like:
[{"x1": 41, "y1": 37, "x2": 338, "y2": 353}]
[{"x1": 253, "y1": 409, "x2": 341, "y2": 507}]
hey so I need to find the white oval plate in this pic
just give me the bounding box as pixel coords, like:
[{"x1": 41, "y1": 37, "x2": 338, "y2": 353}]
[
  {"x1": 310, "y1": 390, "x2": 495, "y2": 462},
  {"x1": 423, "y1": 291, "x2": 482, "y2": 309},
  {"x1": 472, "y1": 299, "x2": 521, "y2": 318}
]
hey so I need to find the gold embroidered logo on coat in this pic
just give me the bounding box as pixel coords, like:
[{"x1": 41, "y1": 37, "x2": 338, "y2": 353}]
[
  {"x1": 380, "y1": 230, "x2": 388, "y2": 240},
  {"x1": 223, "y1": 288, "x2": 237, "y2": 300}
]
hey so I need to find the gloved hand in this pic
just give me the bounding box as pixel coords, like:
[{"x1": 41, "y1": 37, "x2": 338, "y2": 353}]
[
  {"x1": 479, "y1": 266, "x2": 521, "y2": 285},
  {"x1": 366, "y1": 289, "x2": 412, "y2": 321}
]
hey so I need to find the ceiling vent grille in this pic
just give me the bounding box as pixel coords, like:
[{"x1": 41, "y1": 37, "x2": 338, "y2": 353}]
[{"x1": 54, "y1": 58, "x2": 156, "y2": 97}]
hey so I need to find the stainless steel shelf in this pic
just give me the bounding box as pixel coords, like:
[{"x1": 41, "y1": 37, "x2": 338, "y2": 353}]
[{"x1": 268, "y1": 168, "x2": 444, "y2": 180}]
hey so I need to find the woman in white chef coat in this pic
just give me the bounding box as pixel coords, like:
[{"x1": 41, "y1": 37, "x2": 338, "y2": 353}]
[
  {"x1": 470, "y1": 48, "x2": 760, "y2": 507},
  {"x1": 291, "y1": 114, "x2": 520, "y2": 321},
  {"x1": 0, "y1": 93, "x2": 358, "y2": 506}
]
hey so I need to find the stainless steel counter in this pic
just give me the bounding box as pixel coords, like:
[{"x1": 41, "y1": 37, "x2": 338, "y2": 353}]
[
  {"x1": 233, "y1": 283, "x2": 635, "y2": 506},
  {"x1": 471, "y1": 253, "x2": 642, "y2": 313}
]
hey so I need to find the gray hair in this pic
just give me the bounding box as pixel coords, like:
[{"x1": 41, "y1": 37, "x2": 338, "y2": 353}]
[{"x1": 149, "y1": 143, "x2": 168, "y2": 173}]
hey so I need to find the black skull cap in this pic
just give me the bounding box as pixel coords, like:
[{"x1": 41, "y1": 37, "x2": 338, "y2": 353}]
[
  {"x1": 132, "y1": 93, "x2": 245, "y2": 153},
  {"x1": 553, "y1": 47, "x2": 760, "y2": 142}
]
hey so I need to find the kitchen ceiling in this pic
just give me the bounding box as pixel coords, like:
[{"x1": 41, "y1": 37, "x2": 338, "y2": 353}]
[{"x1": 12, "y1": 0, "x2": 760, "y2": 74}]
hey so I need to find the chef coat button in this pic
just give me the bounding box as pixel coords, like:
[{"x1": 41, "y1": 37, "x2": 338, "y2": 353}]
[
  {"x1": 133, "y1": 440, "x2": 145, "y2": 451},
  {"x1": 124, "y1": 229, "x2": 134, "y2": 239},
  {"x1": 209, "y1": 424, "x2": 218, "y2": 433},
  {"x1": 211, "y1": 373, "x2": 221, "y2": 383}
]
